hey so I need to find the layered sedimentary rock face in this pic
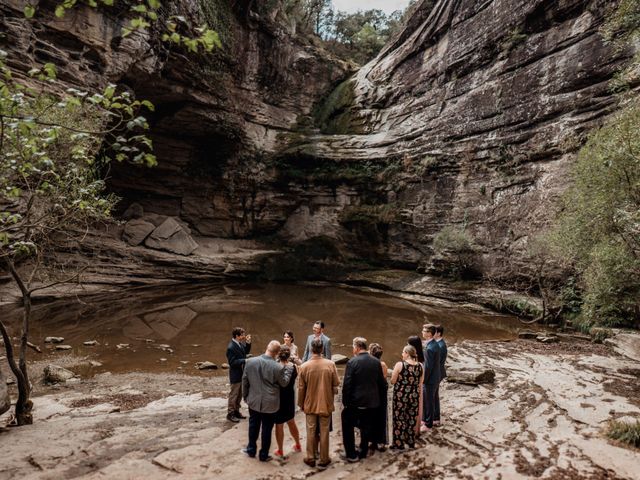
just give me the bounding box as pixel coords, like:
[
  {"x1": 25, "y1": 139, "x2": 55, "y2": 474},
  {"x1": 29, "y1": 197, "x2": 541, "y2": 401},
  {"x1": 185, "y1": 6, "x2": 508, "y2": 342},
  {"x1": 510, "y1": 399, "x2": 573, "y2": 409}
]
[{"x1": 2, "y1": 0, "x2": 637, "y2": 281}]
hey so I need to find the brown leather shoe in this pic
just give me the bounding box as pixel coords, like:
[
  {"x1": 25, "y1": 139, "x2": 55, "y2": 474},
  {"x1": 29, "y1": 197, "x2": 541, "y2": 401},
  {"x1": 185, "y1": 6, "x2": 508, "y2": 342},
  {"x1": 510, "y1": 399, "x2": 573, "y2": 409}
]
[{"x1": 303, "y1": 458, "x2": 316, "y2": 468}]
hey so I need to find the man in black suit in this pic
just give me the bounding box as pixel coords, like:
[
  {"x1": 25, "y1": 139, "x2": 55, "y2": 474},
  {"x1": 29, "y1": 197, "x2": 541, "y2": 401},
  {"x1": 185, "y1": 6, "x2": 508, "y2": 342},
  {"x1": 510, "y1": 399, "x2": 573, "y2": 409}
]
[
  {"x1": 226, "y1": 327, "x2": 251, "y2": 422},
  {"x1": 421, "y1": 324, "x2": 442, "y2": 432},
  {"x1": 434, "y1": 325, "x2": 448, "y2": 426},
  {"x1": 341, "y1": 337, "x2": 387, "y2": 462}
]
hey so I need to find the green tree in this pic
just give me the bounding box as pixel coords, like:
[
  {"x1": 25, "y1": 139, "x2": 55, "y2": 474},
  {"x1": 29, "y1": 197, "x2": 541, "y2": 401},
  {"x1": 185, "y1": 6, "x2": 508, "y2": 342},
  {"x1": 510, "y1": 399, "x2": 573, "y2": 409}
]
[
  {"x1": 551, "y1": 101, "x2": 640, "y2": 327},
  {"x1": 0, "y1": 53, "x2": 156, "y2": 426},
  {"x1": 1, "y1": 1, "x2": 220, "y2": 426},
  {"x1": 326, "y1": 8, "x2": 404, "y2": 64}
]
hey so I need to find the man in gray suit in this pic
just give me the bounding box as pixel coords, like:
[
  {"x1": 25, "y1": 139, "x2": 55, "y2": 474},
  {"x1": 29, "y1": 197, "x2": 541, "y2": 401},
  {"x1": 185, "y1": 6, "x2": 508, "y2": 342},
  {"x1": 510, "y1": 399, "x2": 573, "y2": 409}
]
[
  {"x1": 242, "y1": 340, "x2": 294, "y2": 462},
  {"x1": 302, "y1": 321, "x2": 332, "y2": 362}
]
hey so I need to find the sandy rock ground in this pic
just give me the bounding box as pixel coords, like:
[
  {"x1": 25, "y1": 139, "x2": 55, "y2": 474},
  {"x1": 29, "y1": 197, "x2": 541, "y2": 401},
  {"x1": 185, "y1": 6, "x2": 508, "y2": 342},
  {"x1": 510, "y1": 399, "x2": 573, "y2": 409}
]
[{"x1": 1, "y1": 339, "x2": 639, "y2": 480}]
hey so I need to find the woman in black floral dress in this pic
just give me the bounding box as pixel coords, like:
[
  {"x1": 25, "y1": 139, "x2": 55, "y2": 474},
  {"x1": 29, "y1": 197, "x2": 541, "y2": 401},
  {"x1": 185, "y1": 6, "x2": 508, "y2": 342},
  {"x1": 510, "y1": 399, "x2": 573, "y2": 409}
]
[{"x1": 390, "y1": 345, "x2": 424, "y2": 449}]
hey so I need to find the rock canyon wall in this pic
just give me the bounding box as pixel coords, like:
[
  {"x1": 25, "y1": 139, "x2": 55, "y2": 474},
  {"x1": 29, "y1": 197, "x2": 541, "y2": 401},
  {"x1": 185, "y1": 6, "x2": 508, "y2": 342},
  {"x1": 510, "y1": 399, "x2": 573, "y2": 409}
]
[{"x1": 1, "y1": 0, "x2": 638, "y2": 287}]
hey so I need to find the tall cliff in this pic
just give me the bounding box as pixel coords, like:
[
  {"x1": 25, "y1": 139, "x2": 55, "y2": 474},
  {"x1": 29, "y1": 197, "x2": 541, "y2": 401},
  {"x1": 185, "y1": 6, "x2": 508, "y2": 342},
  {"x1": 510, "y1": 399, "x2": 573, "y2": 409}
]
[{"x1": 1, "y1": 0, "x2": 638, "y2": 287}]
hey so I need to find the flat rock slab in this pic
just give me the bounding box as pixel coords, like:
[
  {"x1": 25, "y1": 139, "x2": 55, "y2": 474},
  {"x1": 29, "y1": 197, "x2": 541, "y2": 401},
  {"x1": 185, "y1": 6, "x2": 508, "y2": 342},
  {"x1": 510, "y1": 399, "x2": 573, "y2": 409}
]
[
  {"x1": 537, "y1": 336, "x2": 559, "y2": 344},
  {"x1": 123, "y1": 219, "x2": 155, "y2": 246},
  {"x1": 447, "y1": 368, "x2": 496, "y2": 385},
  {"x1": 145, "y1": 218, "x2": 198, "y2": 256},
  {"x1": 605, "y1": 333, "x2": 640, "y2": 362}
]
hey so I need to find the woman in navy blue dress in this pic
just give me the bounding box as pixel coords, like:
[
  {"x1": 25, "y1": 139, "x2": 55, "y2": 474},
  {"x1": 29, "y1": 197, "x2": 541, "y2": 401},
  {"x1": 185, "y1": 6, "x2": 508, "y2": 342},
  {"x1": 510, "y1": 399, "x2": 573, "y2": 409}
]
[{"x1": 274, "y1": 345, "x2": 301, "y2": 458}]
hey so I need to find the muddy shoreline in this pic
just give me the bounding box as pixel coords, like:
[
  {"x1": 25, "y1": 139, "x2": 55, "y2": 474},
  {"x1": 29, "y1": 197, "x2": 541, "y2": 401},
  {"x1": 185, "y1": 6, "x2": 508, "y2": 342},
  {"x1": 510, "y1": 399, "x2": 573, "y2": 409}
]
[{"x1": 2, "y1": 337, "x2": 639, "y2": 480}]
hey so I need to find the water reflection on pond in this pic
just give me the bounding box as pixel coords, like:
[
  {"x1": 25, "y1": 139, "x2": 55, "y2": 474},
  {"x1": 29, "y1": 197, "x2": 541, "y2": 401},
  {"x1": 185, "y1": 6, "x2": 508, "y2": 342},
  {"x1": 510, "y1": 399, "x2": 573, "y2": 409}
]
[{"x1": 4, "y1": 283, "x2": 524, "y2": 376}]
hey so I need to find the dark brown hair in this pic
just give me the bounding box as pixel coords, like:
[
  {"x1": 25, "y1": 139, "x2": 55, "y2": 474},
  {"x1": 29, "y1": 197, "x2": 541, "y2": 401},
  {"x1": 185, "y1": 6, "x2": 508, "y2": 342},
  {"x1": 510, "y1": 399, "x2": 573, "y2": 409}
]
[
  {"x1": 369, "y1": 342, "x2": 383, "y2": 359},
  {"x1": 278, "y1": 344, "x2": 291, "y2": 362},
  {"x1": 407, "y1": 335, "x2": 425, "y2": 363}
]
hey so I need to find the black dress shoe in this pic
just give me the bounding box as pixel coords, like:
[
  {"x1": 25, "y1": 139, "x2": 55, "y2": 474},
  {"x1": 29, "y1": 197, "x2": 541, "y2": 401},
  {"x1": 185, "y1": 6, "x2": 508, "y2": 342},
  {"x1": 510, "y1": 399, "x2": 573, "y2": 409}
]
[
  {"x1": 234, "y1": 411, "x2": 247, "y2": 419},
  {"x1": 226, "y1": 414, "x2": 240, "y2": 423}
]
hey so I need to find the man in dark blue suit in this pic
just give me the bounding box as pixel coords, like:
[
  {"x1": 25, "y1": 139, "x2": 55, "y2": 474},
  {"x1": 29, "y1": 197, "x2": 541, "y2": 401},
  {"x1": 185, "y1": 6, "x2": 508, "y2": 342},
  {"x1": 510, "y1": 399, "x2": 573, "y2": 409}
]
[
  {"x1": 341, "y1": 337, "x2": 387, "y2": 462},
  {"x1": 434, "y1": 325, "x2": 447, "y2": 426},
  {"x1": 226, "y1": 327, "x2": 252, "y2": 422},
  {"x1": 421, "y1": 324, "x2": 441, "y2": 432}
]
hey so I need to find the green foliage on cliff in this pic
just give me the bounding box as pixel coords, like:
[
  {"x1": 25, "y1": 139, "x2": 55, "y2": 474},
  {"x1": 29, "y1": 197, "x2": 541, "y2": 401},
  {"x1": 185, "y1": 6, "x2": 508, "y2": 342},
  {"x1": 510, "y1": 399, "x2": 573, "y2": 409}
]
[
  {"x1": 551, "y1": 101, "x2": 640, "y2": 327},
  {"x1": 433, "y1": 226, "x2": 474, "y2": 255},
  {"x1": 0, "y1": 52, "x2": 156, "y2": 265},
  {"x1": 432, "y1": 226, "x2": 478, "y2": 280},
  {"x1": 313, "y1": 79, "x2": 358, "y2": 134},
  {"x1": 603, "y1": 0, "x2": 640, "y2": 93},
  {"x1": 603, "y1": 0, "x2": 640, "y2": 45},
  {"x1": 199, "y1": 0, "x2": 234, "y2": 46},
  {"x1": 338, "y1": 203, "x2": 399, "y2": 226},
  {"x1": 24, "y1": 1, "x2": 221, "y2": 54}
]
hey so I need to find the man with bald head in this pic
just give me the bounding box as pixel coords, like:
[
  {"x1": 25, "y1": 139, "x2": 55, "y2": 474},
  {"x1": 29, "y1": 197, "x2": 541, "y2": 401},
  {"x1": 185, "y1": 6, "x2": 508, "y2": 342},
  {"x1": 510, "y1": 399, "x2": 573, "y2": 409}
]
[{"x1": 242, "y1": 340, "x2": 295, "y2": 461}]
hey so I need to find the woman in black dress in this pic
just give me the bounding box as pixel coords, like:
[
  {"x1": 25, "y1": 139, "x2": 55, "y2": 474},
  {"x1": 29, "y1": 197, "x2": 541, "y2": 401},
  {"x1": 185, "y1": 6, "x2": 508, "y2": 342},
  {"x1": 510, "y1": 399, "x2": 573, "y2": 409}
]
[
  {"x1": 274, "y1": 345, "x2": 301, "y2": 458},
  {"x1": 407, "y1": 335, "x2": 425, "y2": 435},
  {"x1": 390, "y1": 345, "x2": 424, "y2": 449}
]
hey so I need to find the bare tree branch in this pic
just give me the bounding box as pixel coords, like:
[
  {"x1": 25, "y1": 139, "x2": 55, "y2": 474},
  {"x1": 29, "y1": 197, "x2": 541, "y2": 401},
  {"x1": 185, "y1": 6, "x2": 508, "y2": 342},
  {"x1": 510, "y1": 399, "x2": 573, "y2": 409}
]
[{"x1": 29, "y1": 265, "x2": 88, "y2": 294}]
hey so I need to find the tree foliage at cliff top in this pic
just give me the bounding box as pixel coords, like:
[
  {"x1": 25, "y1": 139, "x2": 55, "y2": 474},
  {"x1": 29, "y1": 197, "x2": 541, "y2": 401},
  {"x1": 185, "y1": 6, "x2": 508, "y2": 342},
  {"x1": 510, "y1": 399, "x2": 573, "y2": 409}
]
[
  {"x1": 283, "y1": 0, "x2": 411, "y2": 65},
  {"x1": 551, "y1": 101, "x2": 640, "y2": 327}
]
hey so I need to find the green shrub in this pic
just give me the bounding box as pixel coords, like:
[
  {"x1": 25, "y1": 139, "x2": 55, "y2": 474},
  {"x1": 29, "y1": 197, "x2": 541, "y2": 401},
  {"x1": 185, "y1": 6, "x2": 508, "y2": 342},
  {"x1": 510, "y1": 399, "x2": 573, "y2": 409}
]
[
  {"x1": 589, "y1": 327, "x2": 614, "y2": 344},
  {"x1": 607, "y1": 420, "x2": 640, "y2": 448},
  {"x1": 432, "y1": 226, "x2": 478, "y2": 279},
  {"x1": 489, "y1": 297, "x2": 543, "y2": 319},
  {"x1": 433, "y1": 226, "x2": 474, "y2": 254},
  {"x1": 339, "y1": 204, "x2": 399, "y2": 225}
]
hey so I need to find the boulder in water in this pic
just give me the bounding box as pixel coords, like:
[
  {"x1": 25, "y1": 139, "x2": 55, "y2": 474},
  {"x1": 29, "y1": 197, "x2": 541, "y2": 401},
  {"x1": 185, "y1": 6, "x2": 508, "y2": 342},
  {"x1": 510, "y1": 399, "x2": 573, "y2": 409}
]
[
  {"x1": 331, "y1": 354, "x2": 349, "y2": 365},
  {"x1": 196, "y1": 361, "x2": 217, "y2": 370},
  {"x1": 44, "y1": 365, "x2": 75, "y2": 384},
  {"x1": 44, "y1": 337, "x2": 65, "y2": 344}
]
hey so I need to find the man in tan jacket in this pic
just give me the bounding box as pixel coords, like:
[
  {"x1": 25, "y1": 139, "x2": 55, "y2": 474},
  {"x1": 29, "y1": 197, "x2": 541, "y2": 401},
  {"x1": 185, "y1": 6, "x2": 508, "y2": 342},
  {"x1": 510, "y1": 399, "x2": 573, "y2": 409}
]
[{"x1": 298, "y1": 338, "x2": 340, "y2": 469}]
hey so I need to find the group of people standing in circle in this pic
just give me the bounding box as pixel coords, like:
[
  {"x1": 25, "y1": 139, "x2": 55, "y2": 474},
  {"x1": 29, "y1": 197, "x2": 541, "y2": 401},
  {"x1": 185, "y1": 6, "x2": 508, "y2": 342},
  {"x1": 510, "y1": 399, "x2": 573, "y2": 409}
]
[{"x1": 225, "y1": 320, "x2": 447, "y2": 469}]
